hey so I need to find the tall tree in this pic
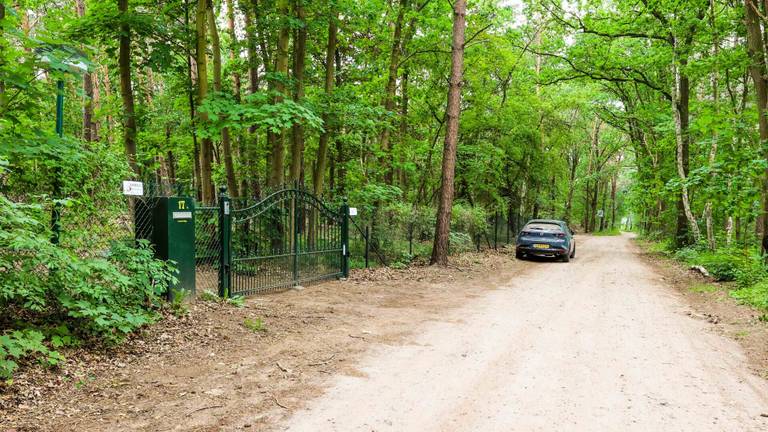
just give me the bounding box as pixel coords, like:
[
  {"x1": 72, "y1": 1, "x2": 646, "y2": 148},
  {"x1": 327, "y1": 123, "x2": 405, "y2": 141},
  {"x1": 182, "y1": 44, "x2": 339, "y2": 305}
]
[
  {"x1": 208, "y1": 6, "x2": 239, "y2": 197},
  {"x1": 196, "y1": 0, "x2": 214, "y2": 202},
  {"x1": 75, "y1": 0, "x2": 96, "y2": 142},
  {"x1": 268, "y1": 0, "x2": 291, "y2": 187},
  {"x1": 431, "y1": 0, "x2": 466, "y2": 266},
  {"x1": 744, "y1": 0, "x2": 768, "y2": 255},
  {"x1": 313, "y1": 9, "x2": 337, "y2": 195},
  {"x1": 289, "y1": 0, "x2": 307, "y2": 182},
  {"x1": 118, "y1": 0, "x2": 138, "y2": 174},
  {"x1": 378, "y1": 0, "x2": 409, "y2": 184}
]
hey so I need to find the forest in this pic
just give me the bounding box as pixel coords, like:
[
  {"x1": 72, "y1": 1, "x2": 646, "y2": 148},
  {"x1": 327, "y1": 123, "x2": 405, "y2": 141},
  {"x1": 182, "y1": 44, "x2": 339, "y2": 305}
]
[{"x1": 3, "y1": 0, "x2": 768, "y2": 376}]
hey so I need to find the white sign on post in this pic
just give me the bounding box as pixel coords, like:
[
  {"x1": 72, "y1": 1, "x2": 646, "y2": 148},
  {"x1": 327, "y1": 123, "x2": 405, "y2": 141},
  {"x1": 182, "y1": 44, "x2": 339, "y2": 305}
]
[
  {"x1": 122, "y1": 181, "x2": 144, "y2": 196},
  {"x1": 349, "y1": 207, "x2": 358, "y2": 216}
]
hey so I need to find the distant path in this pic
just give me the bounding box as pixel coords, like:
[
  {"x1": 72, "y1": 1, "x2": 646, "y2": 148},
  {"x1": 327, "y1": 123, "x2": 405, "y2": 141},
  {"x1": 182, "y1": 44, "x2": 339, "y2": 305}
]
[{"x1": 282, "y1": 234, "x2": 768, "y2": 431}]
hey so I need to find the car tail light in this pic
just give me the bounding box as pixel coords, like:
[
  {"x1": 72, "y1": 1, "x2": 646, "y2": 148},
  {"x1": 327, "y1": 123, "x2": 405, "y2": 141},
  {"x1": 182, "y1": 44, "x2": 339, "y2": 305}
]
[
  {"x1": 555, "y1": 233, "x2": 565, "y2": 238},
  {"x1": 521, "y1": 231, "x2": 532, "y2": 236}
]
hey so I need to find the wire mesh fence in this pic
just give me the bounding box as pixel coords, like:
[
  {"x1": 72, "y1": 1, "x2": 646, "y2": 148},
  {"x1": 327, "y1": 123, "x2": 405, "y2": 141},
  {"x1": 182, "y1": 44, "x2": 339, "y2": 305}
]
[
  {"x1": 348, "y1": 208, "x2": 531, "y2": 268},
  {"x1": 195, "y1": 206, "x2": 220, "y2": 293}
]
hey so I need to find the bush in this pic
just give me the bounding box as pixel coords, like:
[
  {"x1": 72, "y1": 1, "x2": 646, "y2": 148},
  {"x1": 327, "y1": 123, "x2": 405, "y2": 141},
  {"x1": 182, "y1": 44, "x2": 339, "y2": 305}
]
[
  {"x1": 0, "y1": 196, "x2": 176, "y2": 378},
  {"x1": 731, "y1": 280, "x2": 768, "y2": 311},
  {"x1": 665, "y1": 243, "x2": 768, "y2": 311},
  {"x1": 674, "y1": 247, "x2": 766, "y2": 287}
]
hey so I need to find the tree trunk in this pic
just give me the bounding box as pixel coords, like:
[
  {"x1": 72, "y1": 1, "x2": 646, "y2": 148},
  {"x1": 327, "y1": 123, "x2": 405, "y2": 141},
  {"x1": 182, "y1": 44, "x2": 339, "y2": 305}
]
[
  {"x1": 399, "y1": 67, "x2": 410, "y2": 189},
  {"x1": 430, "y1": 0, "x2": 466, "y2": 266},
  {"x1": 745, "y1": 0, "x2": 768, "y2": 256},
  {"x1": 208, "y1": 8, "x2": 239, "y2": 198},
  {"x1": 227, "y1": 0, "x2": 241, "y2": 103},
  {"x1": 268, "y1": 0, "x2": 291, "y2": 187},
  {"x1": 118, "y1": 0, "x2": 138, "y2": 174},
  {"x1": 196, "y1": 0, "x2": 215, "y2": 202},
  {"x1": 313, "y1": 11, "x2": 337, "y2": 195},
  {"x1": 672, "y1": 49, "x2": 701, "y2": 244},
  {"x1": 76, "y1": 0, "x2": 96, "y2": 142},
  {"x1": 0, "y1": 2, "x2": 6, "y2": 111},
  {"x1": 243, "y1": 1, "x2": 260, "y2": 197},
  {"x1": 227, "y1": 0, "x2": 244, "y2": 184},
  {"x1": 564, "y1": 147, "x2": 579, "y2": 223},
  {"x1": 610, "y1": 173, "x2": 617, "y2": 229},
  {"x1": 290, "y1": 0, "x2": 307, "y2": 182},
  {"x1": 704, "y1": 0, "x2": 719, "y2": 250},
  {"x1": 379, "y1": 0, "x2": 410, "y2": 184}
]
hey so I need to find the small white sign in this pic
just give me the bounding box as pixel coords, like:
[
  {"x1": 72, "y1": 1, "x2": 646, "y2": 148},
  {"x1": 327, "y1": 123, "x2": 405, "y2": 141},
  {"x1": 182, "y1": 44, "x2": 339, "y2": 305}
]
[
  {"x1": 224, "y1": 201, "x2": 231, "y2": 215},
  {"x1": 597, "y1": 210, "x2": 604, "y2": 218},
  {"x1": 349, "y1": 207, "x2": 358, "y2": 216},
  {"x1": 122, "y1": 181, "x2": 144, "y2": 196},
  {"x1": 173, "y1": 211, "x2": 193, "y2": 220}
]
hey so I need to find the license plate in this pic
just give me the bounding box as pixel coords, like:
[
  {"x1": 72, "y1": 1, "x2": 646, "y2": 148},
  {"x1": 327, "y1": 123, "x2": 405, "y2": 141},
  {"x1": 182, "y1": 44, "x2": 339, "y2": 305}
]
[{"x1": 533, "y1": 244, "x2": 549, "y2": 249}]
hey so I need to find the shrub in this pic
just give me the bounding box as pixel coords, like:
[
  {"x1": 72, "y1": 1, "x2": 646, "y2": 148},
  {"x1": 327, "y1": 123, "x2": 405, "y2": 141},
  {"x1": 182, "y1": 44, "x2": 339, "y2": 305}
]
[
  {"x1": 0, "y1": 196, "x2": 176, "y2": 378},
  {"x1": 676, "y1": 247, "x2": 766, "y2": 287},
  {"x1": 731, "y1": 280, "x2": 768, "y2": 311}
]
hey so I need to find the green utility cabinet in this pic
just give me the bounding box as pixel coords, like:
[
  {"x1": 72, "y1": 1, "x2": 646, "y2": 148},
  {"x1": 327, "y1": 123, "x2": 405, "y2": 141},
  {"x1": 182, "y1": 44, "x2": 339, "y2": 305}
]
[{"x1": 136, "y1": 197, "x2": 196, "y2": 299}]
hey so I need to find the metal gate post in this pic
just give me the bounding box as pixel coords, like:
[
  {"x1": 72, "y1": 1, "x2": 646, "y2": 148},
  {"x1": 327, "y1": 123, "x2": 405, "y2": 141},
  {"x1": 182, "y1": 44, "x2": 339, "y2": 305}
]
[
  {"x1": 364, "y1": 226, "x2": 370, "y2": 269},
  {"x1": 340, "y1": 198, "x2": 350, "y2": 278},
  {"x1": 218, "y1": 187, "x2": 232, "y2": 298},
  {"x1": 292, "y1": 191, "x2": 300, "y2": 285}
]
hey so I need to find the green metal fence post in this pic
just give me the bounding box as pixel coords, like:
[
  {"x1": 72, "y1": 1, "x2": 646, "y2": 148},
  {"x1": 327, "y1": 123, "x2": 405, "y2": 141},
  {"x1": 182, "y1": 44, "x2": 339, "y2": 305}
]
[
  {"x1": 292, "y1": 189, "x2": 300, "y2": 286},
  {"x1": 51, "y1": 79, "x2": 65, "y2": 245},
  {"x1": 340, "y1": 197, "x2": 349, "y2": 278},
  {"x1": 218, "y1": 186, "x2": 232, "y2": 297},
  {"x1": 364, "y1": 225, "x2": 370, "y2": 269}
]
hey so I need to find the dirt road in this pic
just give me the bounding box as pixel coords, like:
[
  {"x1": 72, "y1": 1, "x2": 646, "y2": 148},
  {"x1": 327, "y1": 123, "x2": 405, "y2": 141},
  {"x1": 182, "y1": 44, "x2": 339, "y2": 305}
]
[{"x1": 282, "y1": 234, "x2": 768, "y2": 431}]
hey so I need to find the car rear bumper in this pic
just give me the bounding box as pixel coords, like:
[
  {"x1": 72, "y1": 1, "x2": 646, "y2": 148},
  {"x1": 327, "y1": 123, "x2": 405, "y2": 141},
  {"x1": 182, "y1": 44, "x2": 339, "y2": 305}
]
[{"x1": 516, "y1": 245, "x2": 569, "y2": 256}]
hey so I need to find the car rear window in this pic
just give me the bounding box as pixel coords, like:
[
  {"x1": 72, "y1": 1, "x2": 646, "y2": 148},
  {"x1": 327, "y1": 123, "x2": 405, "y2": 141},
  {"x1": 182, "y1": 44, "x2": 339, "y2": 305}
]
[{"x1": 524, "y1": 223, "x2": 563, "y2": 232}]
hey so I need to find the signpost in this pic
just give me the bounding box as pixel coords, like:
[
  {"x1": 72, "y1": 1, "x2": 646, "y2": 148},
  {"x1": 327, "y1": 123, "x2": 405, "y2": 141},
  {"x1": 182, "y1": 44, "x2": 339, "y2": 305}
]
[
  {"x1": 122, "y1": 180, "x2": 144, "y2": 196},
  {"x1": 37, "y1": 45, "x2": 89, "y2": 245}
]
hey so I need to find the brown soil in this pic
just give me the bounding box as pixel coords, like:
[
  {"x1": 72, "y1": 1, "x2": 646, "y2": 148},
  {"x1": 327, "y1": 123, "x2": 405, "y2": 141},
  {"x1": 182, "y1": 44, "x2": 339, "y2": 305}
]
[
  {"x1": 0, "y1": 249, "x2": 521, "y2": 431},
  {"x1": 633, "y1": 238, "x2": 768, "y2": 379},
  {"x1": 4, "y1": 235, "x2": 768, "y2": 431}
]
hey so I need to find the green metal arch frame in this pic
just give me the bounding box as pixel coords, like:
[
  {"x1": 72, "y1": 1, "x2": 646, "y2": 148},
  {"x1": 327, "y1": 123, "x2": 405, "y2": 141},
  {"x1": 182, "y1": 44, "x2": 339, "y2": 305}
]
[{"x1": 233, "y1": 187, "x2": 341, "y2": 223}]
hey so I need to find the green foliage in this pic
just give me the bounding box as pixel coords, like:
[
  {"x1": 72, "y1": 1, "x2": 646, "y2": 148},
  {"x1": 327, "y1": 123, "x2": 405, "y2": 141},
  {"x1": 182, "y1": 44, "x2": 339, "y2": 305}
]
[
  {"x1": 731, "y1": 280, "x2": 768, "y2": 311},
  {"x1": 593, "y1": 228, "x2": 622, "y2": 236},
  {"x1": 199, "y1": 290, "x2": 245, "y2": 308},
  {"x1": 199, "y1": 290, "x2": 220, "y2": 302},
  {"x1": 674, "y1": 247, "x2": 766, "y2": 287},
  {"x1": 689, "y1": 283, "x2": 718, "y2": 293},
  {"x1": 198, "y1": 92, "x2": 324, "y2": 137},
  {"x1": 243, "y1": 317, "x2": 266, "y2": 333},
  {"x1": 0, "y1": 195, "x2": 176, "y2": 377},
  {"x1": 0, "y1": 330, "x2": 62, "y2": 379}
]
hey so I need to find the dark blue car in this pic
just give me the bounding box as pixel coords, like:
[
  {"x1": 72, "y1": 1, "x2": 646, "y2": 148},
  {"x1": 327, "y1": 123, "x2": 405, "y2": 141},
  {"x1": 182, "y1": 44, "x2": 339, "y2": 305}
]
[{"x1": 515, "y1": 219, "x2": 576, "y2": 262}]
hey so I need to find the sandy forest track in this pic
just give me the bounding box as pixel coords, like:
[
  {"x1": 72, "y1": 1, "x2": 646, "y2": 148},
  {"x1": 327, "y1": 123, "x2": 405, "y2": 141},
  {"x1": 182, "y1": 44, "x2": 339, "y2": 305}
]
[
  {"x1": 3, "y1": 235, "x2": 768, "y2": 431},
  {"x1": 282, "y1": 235, "x2": 768, "y2": 431}
]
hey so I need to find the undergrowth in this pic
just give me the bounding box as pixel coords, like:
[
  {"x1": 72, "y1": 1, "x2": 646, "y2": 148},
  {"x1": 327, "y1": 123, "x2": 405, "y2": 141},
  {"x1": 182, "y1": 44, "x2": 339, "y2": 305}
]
[
  {"x1": 0, "y1": 196, "x2": 176, "y2": 379},
  {"x1": 593, "y1": 228, "x2": 622, "y2": 236},
  {"x1": 641, "y1": 236, "x2": 768, "y2": 312}
]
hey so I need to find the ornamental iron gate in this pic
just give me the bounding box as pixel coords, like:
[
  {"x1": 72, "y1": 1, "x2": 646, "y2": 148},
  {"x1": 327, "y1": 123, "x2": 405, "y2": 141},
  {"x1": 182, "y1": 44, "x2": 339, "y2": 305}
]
[{"x1": 203, "y1": 185, "x2": 349, "y2": 297}]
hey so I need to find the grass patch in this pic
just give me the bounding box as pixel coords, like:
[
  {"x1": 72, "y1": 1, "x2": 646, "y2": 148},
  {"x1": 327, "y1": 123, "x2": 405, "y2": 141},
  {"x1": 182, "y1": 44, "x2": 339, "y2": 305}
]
[
  {"x1": 243, "y1": 317, "x2": 266, "y2": 333},
  {"x1": 593, "y1": 228, "x2": 622, "y2": 236},
  {"x1": 730, "y1": 280, "x2": 768, "y2": 311},
  {"x1": 640, "y1": 238, "x2": 768, "y2": 312},
  {"x1": 198, "y1": 290, "x2": 245, "y2": 308},
  {"x1": 689, "y1": 283, "x2": 718, "y2": 293}
]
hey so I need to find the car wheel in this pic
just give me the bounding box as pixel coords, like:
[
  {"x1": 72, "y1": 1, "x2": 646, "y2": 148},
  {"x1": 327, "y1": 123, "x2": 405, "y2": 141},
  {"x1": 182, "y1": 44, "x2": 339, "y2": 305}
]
[
  {"x1": 515, "y1": 251, "x2": 525, "y2": 260},
  {"x1": 570, "y1": 245, "x2": 576, "y2": 258},
  {"x1": 561, "y1": 252, "x2": 570, "y2": 263}
]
